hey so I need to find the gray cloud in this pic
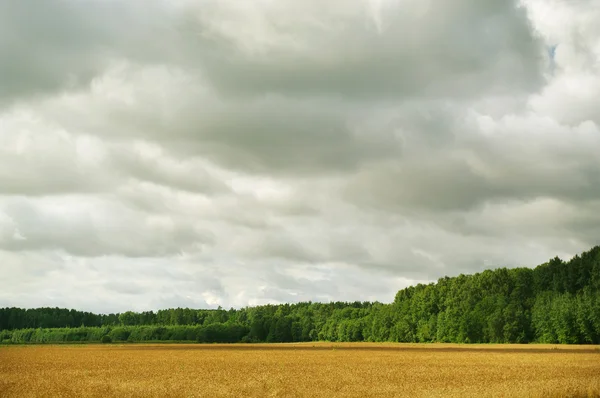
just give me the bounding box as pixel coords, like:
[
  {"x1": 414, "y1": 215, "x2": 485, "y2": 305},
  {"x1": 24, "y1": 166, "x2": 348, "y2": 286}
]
[
  {"x1": 0, "y1": 112, "x2": 113, "y2": 195},
  {"x1": 188, "y1": 0, "x2": 543, "y2": 99},
  {"x1": 109, "y1": 142, "x2": 231, "y2": 195},
  {"x1": 343, "y1": 110, "x2": 600, "y2": 212},
  {"x1": 0, "y1": 196, "x2": 213, "y2": 257},
  {"x1": 0, "y1": 1, "x2": 181, "y2": 105},
  {"x1": 0, "y1": 0, "x2": 599, "y2": 312},
  {"x1": 34, "y1": 69, "x2": 404, "y2": 176}
]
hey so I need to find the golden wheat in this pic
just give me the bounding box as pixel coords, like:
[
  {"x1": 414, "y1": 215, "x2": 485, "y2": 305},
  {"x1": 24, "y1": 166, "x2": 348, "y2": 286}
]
[{"x1": 1, "y1": 343, "x2": 598, "y2": 397}]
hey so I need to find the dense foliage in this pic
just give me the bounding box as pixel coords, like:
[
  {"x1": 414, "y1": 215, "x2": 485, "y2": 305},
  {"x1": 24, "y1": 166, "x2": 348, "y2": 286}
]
[{"x1": 2, "y1": 246, "x2": 599, "y2": 344}]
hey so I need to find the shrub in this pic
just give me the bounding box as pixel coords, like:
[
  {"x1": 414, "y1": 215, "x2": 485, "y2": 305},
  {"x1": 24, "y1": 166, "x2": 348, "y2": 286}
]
[{"x1": 101, "y1": 335, "x2": 112, "y2": 344}]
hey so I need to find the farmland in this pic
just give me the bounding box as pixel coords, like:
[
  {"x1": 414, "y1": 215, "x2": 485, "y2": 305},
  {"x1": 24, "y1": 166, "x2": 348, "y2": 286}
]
[{"x1": 1, "y1": 343, "x2": 599, "y2": 397}]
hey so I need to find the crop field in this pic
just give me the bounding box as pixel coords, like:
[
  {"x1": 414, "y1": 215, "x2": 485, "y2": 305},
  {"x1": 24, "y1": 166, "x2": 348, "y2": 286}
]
[{"x1": 1, "y1": 343, "x2": 599, "y2": 397}]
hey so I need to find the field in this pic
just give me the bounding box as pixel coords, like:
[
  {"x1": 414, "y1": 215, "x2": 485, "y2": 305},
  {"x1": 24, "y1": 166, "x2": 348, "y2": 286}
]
[{"x1": 1, "y1": 343, "x2": 599, "y2": 397}]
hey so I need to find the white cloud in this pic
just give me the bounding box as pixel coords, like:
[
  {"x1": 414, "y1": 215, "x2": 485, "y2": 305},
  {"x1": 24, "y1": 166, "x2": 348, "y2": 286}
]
[{"x1": 0, "y1": 0, "x2": 598, "y2": 312}]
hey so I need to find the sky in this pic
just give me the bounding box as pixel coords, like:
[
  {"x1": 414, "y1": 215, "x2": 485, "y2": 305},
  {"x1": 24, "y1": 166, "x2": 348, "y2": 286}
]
[{"x1": 1, "y1": 0, "x2": 599, "y2": 313}]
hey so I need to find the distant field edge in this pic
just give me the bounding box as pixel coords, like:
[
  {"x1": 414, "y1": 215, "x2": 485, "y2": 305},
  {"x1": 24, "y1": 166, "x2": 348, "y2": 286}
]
[{"x1": 2, "y1": 341, "x2": 600, "y2": 353}]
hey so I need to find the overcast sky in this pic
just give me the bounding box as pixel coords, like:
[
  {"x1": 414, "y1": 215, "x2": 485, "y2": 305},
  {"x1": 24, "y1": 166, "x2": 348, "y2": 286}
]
[{"x1": 1, "y1": 0, "x2": 599, "y2": 313}]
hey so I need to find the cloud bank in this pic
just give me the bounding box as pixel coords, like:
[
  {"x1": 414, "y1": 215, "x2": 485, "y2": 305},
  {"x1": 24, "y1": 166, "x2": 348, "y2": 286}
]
[{"x1": 1, "y1": 0, "x2": 599, "y2": 312}]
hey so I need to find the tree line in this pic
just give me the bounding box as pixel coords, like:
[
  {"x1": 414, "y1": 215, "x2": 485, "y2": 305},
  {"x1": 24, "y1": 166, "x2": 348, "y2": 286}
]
[{"x1": 1, "y1": 246, "x2": 599, "y2": 344}]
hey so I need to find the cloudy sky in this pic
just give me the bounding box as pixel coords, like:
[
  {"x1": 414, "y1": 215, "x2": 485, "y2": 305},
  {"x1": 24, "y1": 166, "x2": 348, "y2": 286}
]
[{"x1": 1, "y1": 0, "x2": 599, "y2": 313}]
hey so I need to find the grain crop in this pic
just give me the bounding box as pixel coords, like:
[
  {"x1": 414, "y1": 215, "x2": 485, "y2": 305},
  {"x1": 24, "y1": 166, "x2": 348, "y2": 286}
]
[{"x1": 1, "y1": 343, "x2": 599, "y2": 397}]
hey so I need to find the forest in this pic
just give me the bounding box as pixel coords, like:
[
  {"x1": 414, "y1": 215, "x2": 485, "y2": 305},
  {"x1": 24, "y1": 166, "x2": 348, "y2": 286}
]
[{"x1": 1, "y1": 246, "x2": 599, "y2": 345}]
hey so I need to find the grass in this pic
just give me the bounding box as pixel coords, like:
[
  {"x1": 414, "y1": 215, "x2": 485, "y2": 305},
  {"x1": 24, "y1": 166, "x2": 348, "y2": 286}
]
[{"x1": 1, "y1": 343, "x2": 599, "y2": 397}]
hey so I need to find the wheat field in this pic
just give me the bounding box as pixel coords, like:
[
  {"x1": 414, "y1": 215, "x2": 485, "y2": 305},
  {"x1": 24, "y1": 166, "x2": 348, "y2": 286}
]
[{"x1": 1, "y1": 343, "x2": 599, "y2": 397}]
